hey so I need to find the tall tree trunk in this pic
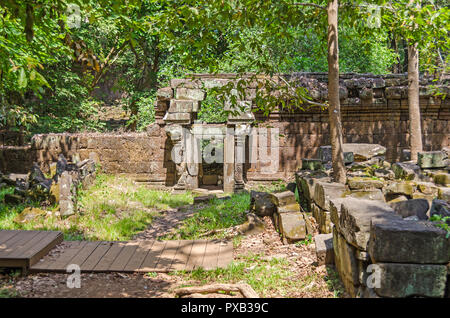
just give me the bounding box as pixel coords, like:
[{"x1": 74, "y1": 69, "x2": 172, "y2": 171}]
[
  {"x1": 407, "y1": 43, "x2": 423, "y2": 161},
  {"x1": 327, "y1": 0, "x2": 346, "y2": 183}
]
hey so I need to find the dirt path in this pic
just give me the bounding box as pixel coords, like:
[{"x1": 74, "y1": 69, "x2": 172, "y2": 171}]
[
  {"x1": 132, "y1": 205, "x2": 196, "y2": 241},
  {"x1": 0, "y1": 208, "x2": 342, "y2": 298}
]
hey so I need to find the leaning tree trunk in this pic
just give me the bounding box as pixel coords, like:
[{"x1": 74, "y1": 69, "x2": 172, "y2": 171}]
[
  {"x1": 327, "y1": 0, "x2": 346, "y2": 183},
  {"x1": 407, "y1": 43, "x2": 423, "y2": 162}
]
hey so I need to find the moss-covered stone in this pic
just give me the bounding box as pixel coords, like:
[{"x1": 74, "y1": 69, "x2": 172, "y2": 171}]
[{"x1": 418, "y1": 151, "x2": 447, "y2": 169}]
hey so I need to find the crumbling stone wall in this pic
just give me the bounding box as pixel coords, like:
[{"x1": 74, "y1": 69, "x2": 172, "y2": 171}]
[
  {"x1": 1, "y1": 73, "x2": 449, "y2": 186},
  {"x1": 156, "y1": 73, "x2": 449, "y2": 182},
  {"x1": 0, "y1": 127, "x2": 172, "y2": 185}
]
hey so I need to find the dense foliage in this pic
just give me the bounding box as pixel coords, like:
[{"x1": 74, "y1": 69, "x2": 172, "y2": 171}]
[{"x1": 0, "y1": 1, "x2": 448, "y2": 135}]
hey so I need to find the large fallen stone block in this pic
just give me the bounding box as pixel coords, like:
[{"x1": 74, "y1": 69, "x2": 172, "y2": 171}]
[
  {"x1": 279, "y1": 212, "x2": 306, "y2": 243},
  {"x1": 347, "y1": 189, "x2": 385, "y2": 202},
  {"x1": 384, "y1": 181, "x2": 415, "y2": 196},
  {"x1": 269, "y1": 191, "x2": 297, "y2": 207},
  {"x1": 368, "y1": 218, "x2": 450, "y2": 264},
  {"x1": 318, "y1": 146, "x2": 354, "y2": 164},
  {"x1": 342, "y1": 143, "x2": 386, "y2": 161},
  {"x1": 333, "y1": 226, "x2": 360, "y2": 297},
  {"x1": 392, "y1": 162, "x2": 421, "y2": 180},
  {"x1": 314, "y1": 182, "x2": 347, "y2": 211},
  {"x1": 339, "y1": 198, "x2": 401, "y2": 250},
  {"x1": 374, "y1": 263, "x2": 447, "y2": 298},
  {"x1": 389, "y1": 198, "x2": 429, "y2": 220},
  {"x1": 347, "y1": 177, "x2": 384, "y2": 190},
  {"x1": 249, "y1": 190, "x2": 276, "y2": 217},
  {"x1": 418, "y1": 151, "x2": 447, "y2": 169},
  {"x1": 314, "y1": 233, "x2": 334, "y2": 265}
]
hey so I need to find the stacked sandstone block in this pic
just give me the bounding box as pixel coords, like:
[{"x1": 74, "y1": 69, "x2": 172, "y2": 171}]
[
  {"x1": 268, "y1": 191, "x2": 313, "y2": 244},
  {"x1": 331, "y1": 198, "x2": 450, "y2": 298}
]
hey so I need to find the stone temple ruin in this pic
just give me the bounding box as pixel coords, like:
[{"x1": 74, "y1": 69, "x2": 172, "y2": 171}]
[
  {"x1": 0, "y1": 72, "x2": 449, "y2": 297},
  {"x1": 2, "y1": 73, "x2": 448, "y2": 191}
]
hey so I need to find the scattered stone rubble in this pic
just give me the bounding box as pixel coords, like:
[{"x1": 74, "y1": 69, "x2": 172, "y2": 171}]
[
  {"x1": 1, "y1": 154, "x2": 96, "y2": 221},
  {"x1": 293, "y1": 143, "x2": 450, "y2": 298}
]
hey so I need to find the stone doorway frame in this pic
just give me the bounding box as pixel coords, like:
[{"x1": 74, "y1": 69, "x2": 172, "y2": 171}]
[{"x1": 162, "y1": 92, "x2": 254, "y2": 193}]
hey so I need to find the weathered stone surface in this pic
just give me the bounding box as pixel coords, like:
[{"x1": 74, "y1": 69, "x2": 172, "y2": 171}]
[
  {"x1": 392, "y1": 162, "x2": 421, "y2": 180},
  {"x1": 329, "y1": 198, "x2": 346, "y2": 231},
  {"x1": 279, "y1": 212, "x2": 306, "y2": 243},
  {"x1": 304, "y1": 213, "x2": 314, "y2": 235},
  {"x1": 342, "y1": 143, "x2": 386, "y2": 161},
  {"x1": 347, "y1": 189, "x2": 385, "y2": 202},
  {"x1": 430, "y1": 199, "x2": 450, "y2": 221},
  {"x1": 434, "y1": 173, "x2": 450, "y2": 186},
  {"x1": 269, "y1": 191, "x2": 297, "y2": 207},
  {"x1": 295, "y1": 170, "x2": 330, "y2": 211},
  {"x1": 318, "y1": 146, "x2": 354, "y2": 164},
  {"x1": 175, "y1": 88, "x2": 205, "y2": 101},
  {"x1": 369, "y1": 218, "x2": 450, "y2": 264},
  {"x1": 416, "y1": 182, "x2": 439, "y2": 196},
  {"x1": 314, "y1": 182, "x2": 347, "y2": 211},
  {"x1": 384, "y1": 181, "x2": 415, "y2": 196},
  {"x1": 333, "y1": 226, "x2": 360, "y2": 297},
  {"x1": 418, "y1": 151, "x2": 447, "y2": 169},
  {"x1": 168, "y1": 99, "x2": 199, "y2": 113},
  {"x1": 60, "y1": 199, "x2": 75, "y2": 217},
  {"x1": 238, "y1": 213, "x2": 265, "y2": 236},
  {"x1": 163, "y1": 112, "x2": 191, "y2": 124},
  {"x1": 249, "y1": 190, "x2": 276, "y2": 217},
  {"x1": 314, "y1": 233, "x2": 334, "y2": 265},
  {"x1": 277, "y1": 203, "x2": 301, "y2": 213},
  {"x1": 156, "y1": 87, "x2": 173, "y2": 101},
  {"x1": 317, "y1": 208, "x2": 332, "y2": 234},
  {"x1": 339, "y1": 198, "x2": 401, "y2": 250},
  {"x1": 374, "y1": 168, "x2": 395, "y2": 180},
  {"x1": 374, "y1": 263, "x2": 447, "y2": 298},
  {"x1": 438, "y1": 187, "x2": 450, "y2": 201},
  {"x1": 13, "y1": 207, "x2": 47, "y2": 223},
  {"x1": 347, "y1": 177, "x2": 384, "y2": 190},
  {"x1": 386, "y1": 194, "x2": 409, "y2": 204},
  {"x1": 301, "y1": 158, "x2": 323, "y2": 171},
  {"x1": 390, "y1": 199, "x2": 429, "y2": 220}
]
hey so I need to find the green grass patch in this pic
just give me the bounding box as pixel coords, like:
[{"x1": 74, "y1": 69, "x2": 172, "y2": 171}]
[
  {"x1": 0, "y1": 174, "x2": 193, "y2": 241},
  {"x1": 173, "y1": 253, "x2": 339, "y2": 298},
  {"x1": 164, "y1": 192, "x2": 250, "y2": 240}
]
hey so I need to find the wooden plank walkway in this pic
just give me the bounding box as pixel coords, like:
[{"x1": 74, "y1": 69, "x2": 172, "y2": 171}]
[
  {"x1": 30, "y1": 239, "x2": 233, "y2": 273},
  {"x1": 0, "y1": 230, "x2": 63, "y2": 270}
]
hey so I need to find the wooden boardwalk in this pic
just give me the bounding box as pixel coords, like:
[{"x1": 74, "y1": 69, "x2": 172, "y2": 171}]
[
  {"x1": 0, "y1": 230, "x2": 63, "y2": 270},
  {"x1": 30, "y1": 239, "x2": 233, "y2": 273}
]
